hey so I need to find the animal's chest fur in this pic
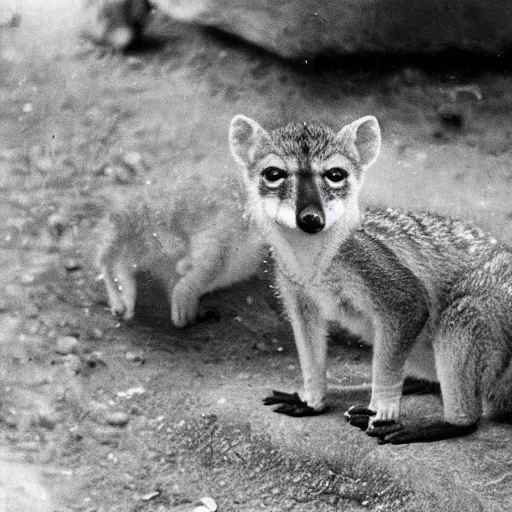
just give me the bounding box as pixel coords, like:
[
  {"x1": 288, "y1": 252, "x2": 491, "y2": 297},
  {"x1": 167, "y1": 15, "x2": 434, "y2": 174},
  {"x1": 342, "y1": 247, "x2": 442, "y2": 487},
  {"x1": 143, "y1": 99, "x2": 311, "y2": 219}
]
[{"x1": 307, "y1": 279, "x2": 375, "y2": 345}]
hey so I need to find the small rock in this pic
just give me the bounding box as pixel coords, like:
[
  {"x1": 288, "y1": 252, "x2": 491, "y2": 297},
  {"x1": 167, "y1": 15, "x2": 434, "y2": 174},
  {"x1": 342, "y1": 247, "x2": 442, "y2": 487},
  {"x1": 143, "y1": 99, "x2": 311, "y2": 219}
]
[
  {"x1": 22, "y1": 103, "x2": 33, "y2": 113},
  {"x1": 37, "y1": 411, "x2": 58, "y2": 430},
  {"x1": 56, "y1": 336, "x2": 79, "y2": 355},
  {"x1": 25, "y1": 304, "x2": 40, "y2": 318},
  {"x1": 64, "y1": 259, "x2": 81, "y2": 272},
  {"x1": 21, "y1": 273, "x2": 35, "y2": 285},
  {"x1": 127, "y1": 57, "x2": 143, "y2": 70},
  {"x1": 141, "y1": 491, "x2": 160, "y2": 501},
  {"x1": 61, "y1": 354, "x2": 82, "y2": 374},
  {"x1": 92, "y1": 328, "x2": 103, "y2": 339},
  {"x1": 125, "y1": 351, "x2": 145, "y2": 363},
  {"x1": 104, "y1": 164, "x2": 134, "y2": 185},
  {"x1": 116, "y1": 386, "x2": 145, "y2": 399},
  {"x1": 193, "y1": 507, "x2": 210, "y2": 512},
  {"x1": 85, "y1": 351, "x2": 107, "y2": 367},
  {"x1": 0, "y1": 413, "x2": 17, "y2": 429},
  {"x1": 47, "y1": 213, "x2": 66, "y2": 238},
  {"x1": 199, "y1": 497, "x2": 217, "y2": 512},
  {"x1": 106, "y1": 412, "x2": 129, "y2": 427},
  {"x1": 93, "y1": 426, "x2": 121, "y2": 446},
  {"x1": 121, "y1": 151, "x2": 143, "y2": 169},
  {"x1": 252, "y1": 340, "x2": 270, "y2": 353},
  {"x1": 34, "y1": 156, "x2": 54, "y2": 174},
  {"x1": 437, "y1": 104, "x2": 464, "y2": 129}
]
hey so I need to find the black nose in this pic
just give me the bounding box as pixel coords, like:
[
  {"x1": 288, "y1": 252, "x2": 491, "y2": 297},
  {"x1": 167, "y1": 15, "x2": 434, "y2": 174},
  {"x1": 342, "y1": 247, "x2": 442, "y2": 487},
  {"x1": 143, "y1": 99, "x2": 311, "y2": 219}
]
[{"x1": 297, "y1": 206, "x2": 325, "y2": 234}]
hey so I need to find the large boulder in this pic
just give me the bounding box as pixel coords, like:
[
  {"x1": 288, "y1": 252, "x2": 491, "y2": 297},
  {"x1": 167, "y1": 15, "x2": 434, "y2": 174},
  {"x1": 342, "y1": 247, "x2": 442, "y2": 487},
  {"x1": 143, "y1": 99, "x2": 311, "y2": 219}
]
[
  {"x1": 159, "y1": 0, "x2": 512, "y2": 58},
  {"x1": 85, "y1": 0, "x2": 512, "y2": 59}
]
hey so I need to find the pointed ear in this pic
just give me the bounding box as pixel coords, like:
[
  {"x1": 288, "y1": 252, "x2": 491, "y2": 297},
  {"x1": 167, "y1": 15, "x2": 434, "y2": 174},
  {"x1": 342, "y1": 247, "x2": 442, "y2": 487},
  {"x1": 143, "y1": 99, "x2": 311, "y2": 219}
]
[
  {"x1": 336, "y1": 116, "x2": 381, "y2": 170},
  {"x1": 229, "y1": 115, "x2": 273, "y2": 169}
]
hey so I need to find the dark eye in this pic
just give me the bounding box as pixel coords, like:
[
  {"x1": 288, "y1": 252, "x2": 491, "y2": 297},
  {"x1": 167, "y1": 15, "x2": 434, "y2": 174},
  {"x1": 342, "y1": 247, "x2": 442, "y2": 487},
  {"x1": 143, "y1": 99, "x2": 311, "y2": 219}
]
[
  {"x1": 262, "y1": 166, "x2": 287, "y2": 185},
  {"x1": 324, "y1": 168, "x2": 348, "y2": 185}
]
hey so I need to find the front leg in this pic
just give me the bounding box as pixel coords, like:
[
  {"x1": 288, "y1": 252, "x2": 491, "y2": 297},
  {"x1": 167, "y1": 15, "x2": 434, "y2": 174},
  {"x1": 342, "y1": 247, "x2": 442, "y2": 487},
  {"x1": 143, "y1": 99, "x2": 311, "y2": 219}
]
[
  {"x1": 263, "y1": 274, "x2": 328, "y2": 416},
  {"x1": 346, "y1": 326, "x2": 425, "y2": 435}
]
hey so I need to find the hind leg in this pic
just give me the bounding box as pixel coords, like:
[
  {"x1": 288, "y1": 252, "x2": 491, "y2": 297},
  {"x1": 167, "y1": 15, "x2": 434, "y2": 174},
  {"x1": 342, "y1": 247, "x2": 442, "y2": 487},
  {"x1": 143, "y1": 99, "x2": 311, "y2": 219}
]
[
  {"x1": 170, "y1": 232, "x2": 225, "y2": 328},
  {"x1": 377, "y1": 298, "x2": 484, "y2": 444}
]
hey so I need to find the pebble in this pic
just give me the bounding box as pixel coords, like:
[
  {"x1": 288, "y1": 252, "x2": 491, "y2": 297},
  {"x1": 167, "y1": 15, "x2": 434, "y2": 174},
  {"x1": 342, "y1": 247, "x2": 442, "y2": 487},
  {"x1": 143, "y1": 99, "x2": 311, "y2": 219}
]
[
  {"x1": 85, "y1": 351, "x2": 107, "y2": 367},
  {"x1": 0, "y1": 413, "x2": 17, "y2": 429},
  {"x1": 37, "y1": 411, "x2": 58, "y2": 430},
  {"x1": 34, "y1": 156, "x2": 54, "y2": 174},
  {"x1": 199, "y1": 497, "x2": 217, "y2": 512},
  {"x1": 125, "y1": 351, "x2": 145, "y2": 363},
  {"x1": 56, "y1": 336, "x2": 79, "y2": 355},
  {"x1": 25, "y1": 304, "x2": 40, "y2": 318},
  {"x1": 116, "y1": 386, "x2": 145, "y2": 399},
  {"x1": 47, "y1": 213, "x2": 66, "y2": 238},
  {"x1": 64, "y1": 259, "x2": 81, "y2": 272},
  {"x1": 121, "y1": 151, "x2": 143, "y2": 169},
  {"x1": 104, "y1": 164, "x2": 134, "y2": 185},
  {"x1": 127, "y1": 57, "x2": 143, "y2": 70},
  {"x1": 141, "y1": 491, "x2": 160, "y2": 501},
  {"x1": 106, "y1": 412, "x2": 129, "y2": 427},
  {"x1": 92, "y1": 328, "x2": 103, "y2": 339},
  {"x1": 93, "y1": 427, "x2": 121, "y2": 446},
  {"x1": 437, "y1": 104, "x2": 464, "y2": 129},
  {"x1": 21, "y1": 273, "x2": 35, "y2": 285}
]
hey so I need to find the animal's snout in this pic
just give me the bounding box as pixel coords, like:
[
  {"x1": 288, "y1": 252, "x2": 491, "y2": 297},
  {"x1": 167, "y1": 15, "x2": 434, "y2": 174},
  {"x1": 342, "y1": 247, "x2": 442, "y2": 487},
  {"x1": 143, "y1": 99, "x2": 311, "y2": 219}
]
[{"x1": 297, "y1": 205, "x2": 325, "y2": 234}]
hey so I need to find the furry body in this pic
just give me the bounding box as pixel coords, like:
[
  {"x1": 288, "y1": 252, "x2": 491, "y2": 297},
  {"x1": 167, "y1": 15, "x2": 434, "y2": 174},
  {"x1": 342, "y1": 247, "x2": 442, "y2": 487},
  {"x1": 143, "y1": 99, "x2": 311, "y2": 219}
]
[
  {"x1": 229, "y1": 114, "x2": 512, "y2": 443},
  {"x1": 97, "y1": 169, "x2": 265, "y2": 327}
]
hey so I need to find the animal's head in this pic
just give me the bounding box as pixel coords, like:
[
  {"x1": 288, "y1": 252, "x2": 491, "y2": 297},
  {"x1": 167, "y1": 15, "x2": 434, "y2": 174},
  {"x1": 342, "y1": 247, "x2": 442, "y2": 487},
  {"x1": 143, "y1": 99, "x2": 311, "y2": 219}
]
[{"x1": 229, "y1": 115, "x2": 381, "y2": 235}]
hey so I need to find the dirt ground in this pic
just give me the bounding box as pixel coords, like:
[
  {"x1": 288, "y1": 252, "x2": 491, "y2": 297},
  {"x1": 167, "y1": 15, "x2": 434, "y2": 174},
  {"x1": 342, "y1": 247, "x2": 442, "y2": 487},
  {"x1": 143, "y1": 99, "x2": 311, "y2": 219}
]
[{"x1": 2, "y1": 1, "x2": 512, "y2": 511}]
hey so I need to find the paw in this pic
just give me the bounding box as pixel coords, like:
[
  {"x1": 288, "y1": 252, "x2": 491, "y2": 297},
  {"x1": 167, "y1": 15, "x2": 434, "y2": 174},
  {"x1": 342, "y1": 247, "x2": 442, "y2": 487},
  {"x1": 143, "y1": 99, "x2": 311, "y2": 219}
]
[
  {"x1": 262, "y1": 390, "x2": 325, "y2": 417},
  {"x1": 366, "y1": 419, "x2": 403, "y2": 443},
  {"x1": 171, "y1": 279, "x2": 200, "y2": 328},
  {"x1": 109, "y1": 296, "x2": 134, "y2": 321},
  {"x1": 344, "y1": 404, "x2": 376, "y2": 431}
]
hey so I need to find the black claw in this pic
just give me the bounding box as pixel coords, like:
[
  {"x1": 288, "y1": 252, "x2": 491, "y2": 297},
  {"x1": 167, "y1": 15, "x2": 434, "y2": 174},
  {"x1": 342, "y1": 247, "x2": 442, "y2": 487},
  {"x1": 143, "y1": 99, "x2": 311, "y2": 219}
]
[
  {"x1": 262, "y1": 390, "x2": 322, "y2": 417},
  {"x1": 346, "y1": 405, "x2": 376, "y2": 417},
  {"x1": 347, "y1": 415, "x2": 371, "y2": 431},
  {"x1": 344, "y1": 405, "x2": 376, "y2": 431},
  {"x1": 262, "y1": 390, "x2": 302, "y2": 406},
  {"x1": 366, "y1": 419, "x2": 401, "y2": 439},
  {"x1": 273, "y1": 404, "x2": 318, "y2": 417}
]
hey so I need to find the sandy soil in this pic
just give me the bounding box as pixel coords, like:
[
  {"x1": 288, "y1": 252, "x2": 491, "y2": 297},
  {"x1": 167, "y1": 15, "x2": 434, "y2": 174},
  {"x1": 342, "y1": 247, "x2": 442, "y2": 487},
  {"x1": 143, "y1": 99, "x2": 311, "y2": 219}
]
[{"x1": 1, "y1": 2, "x2": 512, "y2": 511}]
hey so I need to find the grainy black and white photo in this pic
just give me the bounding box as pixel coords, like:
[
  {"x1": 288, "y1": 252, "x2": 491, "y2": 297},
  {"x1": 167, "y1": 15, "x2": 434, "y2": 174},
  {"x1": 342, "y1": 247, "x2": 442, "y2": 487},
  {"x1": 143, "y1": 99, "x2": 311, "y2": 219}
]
[{"x1": 1, "y1": 1, "x2": 512, "y2": 511}]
